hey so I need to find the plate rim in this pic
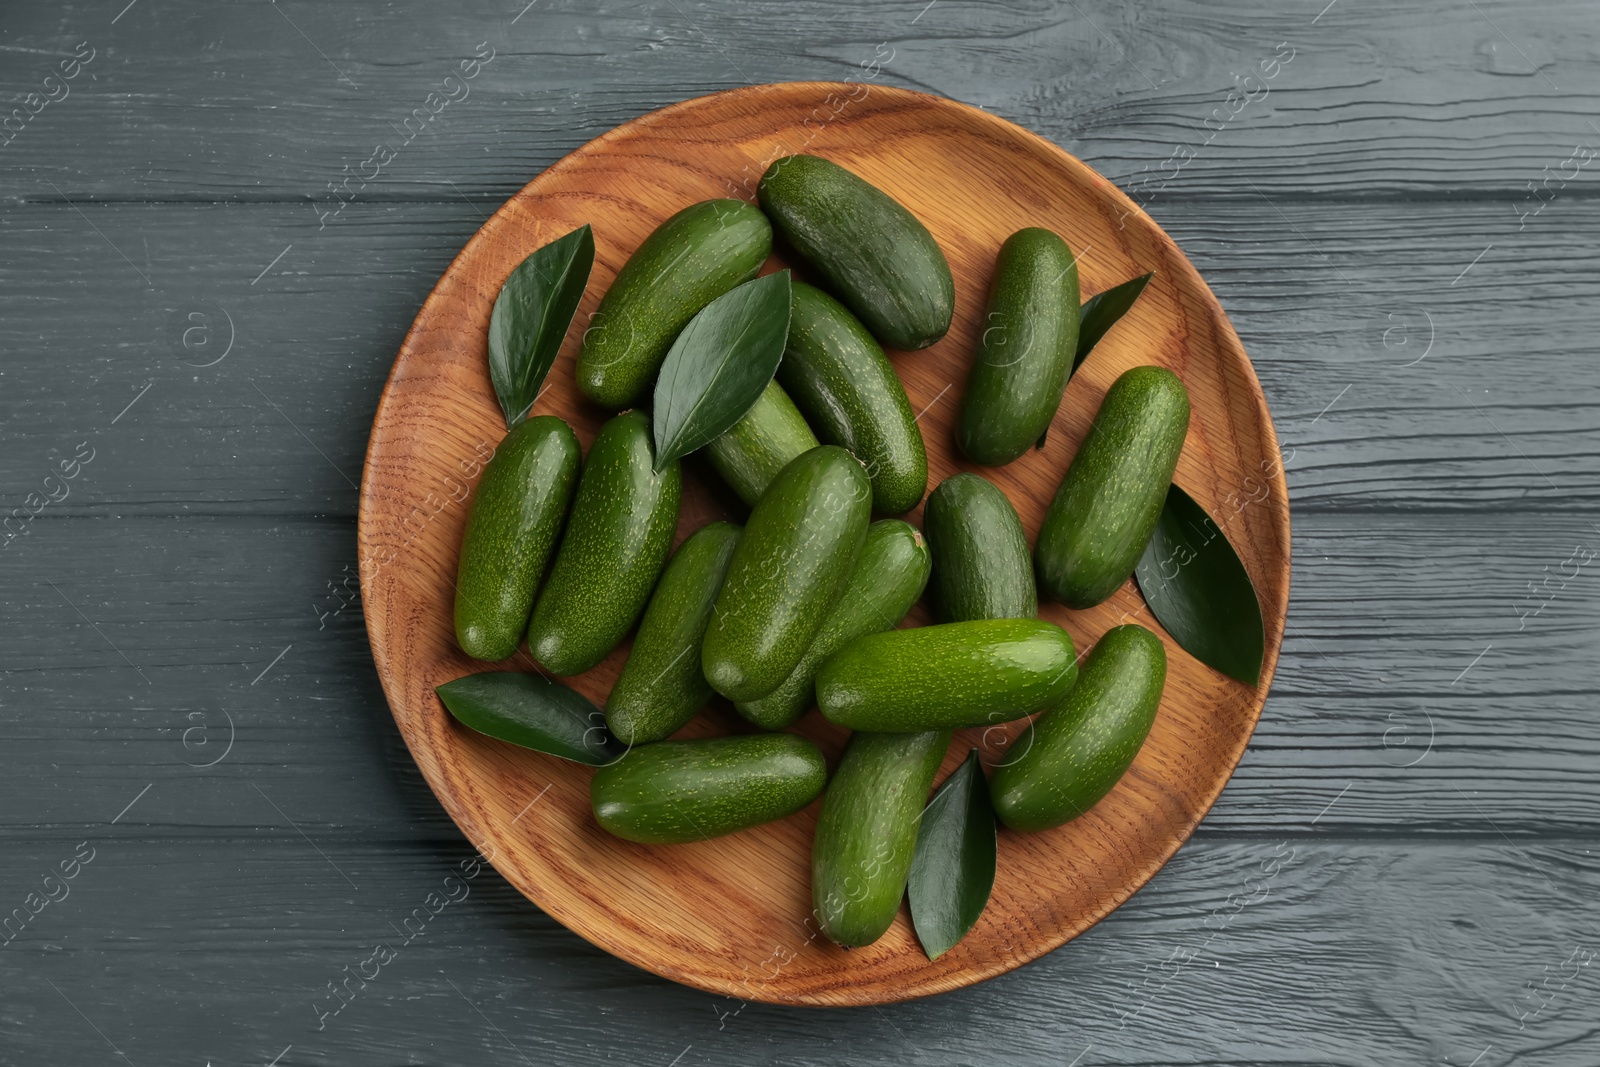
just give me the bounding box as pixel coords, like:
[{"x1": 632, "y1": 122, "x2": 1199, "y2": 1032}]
[{"x1": 358, "y1": 79, "x2": 1291, "y2": 1006}]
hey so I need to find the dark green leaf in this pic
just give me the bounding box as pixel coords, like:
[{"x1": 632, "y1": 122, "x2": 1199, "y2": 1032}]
[
  {"x1": 651, "y1": 271, "x2": 792, "y2": 471},
  {"x1": 436, "y1": 671, "x2": 624, "y2": 766},
  {"x1": 488, "y1": 224, "x2": 595, "y2": 430},
  {"x1": 1134, "y1": 484, "x2": 1266, "y2": 685},
  {"x1": 1073, "y1": 272, "x2": 1153, "y2": 372},
  {"x1": 908, "y1": 749, "x2": 996, "y2": 960}
]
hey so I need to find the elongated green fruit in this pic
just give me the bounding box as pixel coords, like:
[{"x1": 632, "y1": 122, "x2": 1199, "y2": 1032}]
[
  {"x1": 758, "y1": 154, "x2": 954, "y2": 350},
  {"x1": 1035, "y1": 366, "x2": 1190, "y2": 608},
  {"x1": 576, "y1": 200, "x2": 772, "y2": 409},
  {"x1": 923, "y1": 473, "x2": 1035, "y2": 623},
  {"x1": 605, "y1": 522, "x2": 741, "y2": 745},
  {"x1": 591, "y1": 733, "x2": 826, "y2": 844},
  {"x1": 991, "y1": 625, "x2": 1166, "y2": 831},
  {"x1": 736, "y1": 519, "x2": 930, "y2": 730},
  {"x1": 453, "y1": 416, "x2": 581, "y2": 661},
  {"x1": 779, "y1": 282, "x2": 928, "y2": 514},
  {"x1": 703, "y1": 446, "x2": 871, "y2": 702},
  {"x1": 812, "y1": 730, "x2": 950, "y2": 947},
  {"x1": 527, "y1": 411, "x2": 681, "y2": 675},
  {"x1": 817, "y1": 619, "x2": 1077, "y2": 732},
  {"x1": 703, "y1": 379, "x2": 819, "y2": 507},
  {"x1": 957, "y1": 228, "x2": 1081, "y2": 466}
]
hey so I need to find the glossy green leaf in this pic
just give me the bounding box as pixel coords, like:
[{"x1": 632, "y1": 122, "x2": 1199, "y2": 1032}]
[
  {"x1": 1072, "y1": 272, "x2": 1153, "y2": 372},
  {"x1": 1134, "y1": 484, "x2": 1266, "y2": 685},
  {"x1": 436, "y1": 671, "x2": 624, "y2": 766},
  {"x1": 488, "y1": 224, "x2": 595, "y2": 430},
  {"x1": 651, "y1": 270, "x2": 792, "y2": 471},
  {"x1": 908, "y1": 748, "x2": 997, "y2": 960}
]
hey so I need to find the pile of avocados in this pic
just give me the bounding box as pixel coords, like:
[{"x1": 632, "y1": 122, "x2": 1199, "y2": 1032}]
[{"x1": 445, "y1": 153, "x2": 1188, "y2": 951}]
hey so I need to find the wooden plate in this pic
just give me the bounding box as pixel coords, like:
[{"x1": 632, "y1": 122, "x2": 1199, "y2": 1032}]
[{"x1": 358, "y1": 82, "x2": 1290, "y2": 1006}]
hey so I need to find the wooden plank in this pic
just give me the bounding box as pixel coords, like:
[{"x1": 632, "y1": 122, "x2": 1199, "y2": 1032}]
[
  {"x1": 0, "y1": 835, "x2": 1595, "y2": 1065},
  {"x1": 0, "y1": 199, "x2": 1594, "y2": 515},
  {"x1": 0, "y1": 0, "x2": 1594, "y2": 200},
  {"x1": 0, "y1": 202, "x2": 480, "y2": 518},
  {"x1": 0, "y1": 0, "x2": 1587, "y2": 1056},
  {"x1": 1, "y1": 511, "x2": 1596, "y2": 834}
]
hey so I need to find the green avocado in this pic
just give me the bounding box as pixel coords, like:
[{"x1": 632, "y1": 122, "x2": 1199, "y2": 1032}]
[
  {"x1": 923, "y1": 472, "x2": 1035, "y2": 623},
  {"x1": 812, "y1": 729, "x2": 950, "y2": 947},
  {"x1": 1035, "y1": 366, "x2": 1190, "y2": 608},
  {"x1": 526, "y1": 411, "x2": 680, "y2": 675},
  {"x1": 816, "y1": 618, "x2": 1078, "y2": 732},
  {"x1": 778, "y1": 281, "x2": 929, "y2": 515},
  {"x1": 453, "y1": 415, "x2": 581, "y2": 661},
  {"x1": 957, "y1": 227, "x2": 1080, "y2": 466},
  {"x1": 575, "y1": 199, "x2": 772, "y2": 409},
  {"x1": 605, "y1": 522, "x2": 741, "y2": 745},
  {"x1": 702, "y1": 445, "x2": 871, "y2": 703},
  {"x1": 991, "y1": 624, "x2": 1166, "y2": 832},
  {"x1": 703, "y1": 379, "x2": 819, "y2": 507},
  {"x1": 736, "y1": 519, "x2": 931, "y2": 730},
  {"x1": 758, "y1": 154, "x2": 953, "y2": 350},
  {"x1": 591, "y1": 733, "x2": 827, "y2": 844}
]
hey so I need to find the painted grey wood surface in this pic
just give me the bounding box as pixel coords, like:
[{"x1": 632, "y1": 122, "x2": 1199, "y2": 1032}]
[{"x1": 1, "y1": 1, "x2": 1595, "y2": 1065}]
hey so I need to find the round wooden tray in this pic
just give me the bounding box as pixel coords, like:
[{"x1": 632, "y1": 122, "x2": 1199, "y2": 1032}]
[{"x1": 358, "y1": 82, "x2": 1290, "y2": 1006}]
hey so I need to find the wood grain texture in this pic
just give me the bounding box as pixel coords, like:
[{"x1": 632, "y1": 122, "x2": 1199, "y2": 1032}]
[
  {"x1": 4, "y1": 198, "x2": 1596, "y2": 517},
  {"x1": 1, "y1": 0, "x2": 1597, "y2": 1059},
  {"x1": 357, "y1": 83, "x2": 1290, "y2": 1004},
  {"x1": 1, "y1": 512, "x2": 1596, "y2": 835},
  {"x1": 3, "y1": 0, "x2": 1595, "y2": 201},
  {"x1": 2, "y1": 836, "x2": 1597, "y2": 1067}
]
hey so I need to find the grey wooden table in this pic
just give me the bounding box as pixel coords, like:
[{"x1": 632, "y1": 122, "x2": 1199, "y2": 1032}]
[{"x1": 3, "y1": 1, "x2": 1596, "y2": 1064}]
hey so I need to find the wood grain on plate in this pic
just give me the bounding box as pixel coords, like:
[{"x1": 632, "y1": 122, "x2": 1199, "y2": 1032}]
[{"x1": 357, "y1": 82, "x2": 1290, "y2": 1005}]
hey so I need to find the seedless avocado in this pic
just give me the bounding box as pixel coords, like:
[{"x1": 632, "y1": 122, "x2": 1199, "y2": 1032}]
[
  {"x1": 812, "y1": 729, "x2": 950, "y2": 947},
  {"x1": 605, "y1": 522, "x2": 742, "y2": 746},
  {"x1": 957, "y1": 227, "x2": 1080, "y2": 466},
  {"x1": 817, "y1": 618, "x2": 1078, "y2": 732},
  {"x1": 735, "y1": 519, "x2": 931, "y2": 730},
  {"x1": 922, "y1": 472, "x2": 1035, "y2": 622},
  {"x1": 779, "y1": 282, "x2": 929, "y2": 515},
  {"x1": 758, "y1": 154, "x2": 954, "y2": 350},
  {"x1": 591, "y1": 733, "x2": 827, "y2": 844},
  {"x1": 702, "y1": 445, "x2": 871, "y2": 703},
  {"x1": 526, "y1": 411, "x2": 681, "y2": 675},
  {"x1": 991, "y1": 625, "x2": 1167, "y2": 831},
  {"x1": 453, "y1": 416, "x2": 581, "y2": 661},
  {"x1": 575, "y1": 200, "x2": 772, "y2": 409},
  {"x1": 1035, "y1": 366, "x2": 1190, "y2": 609},
  {"x1": 703, "y1": 379, "x2": 820, "y2": 507}
]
